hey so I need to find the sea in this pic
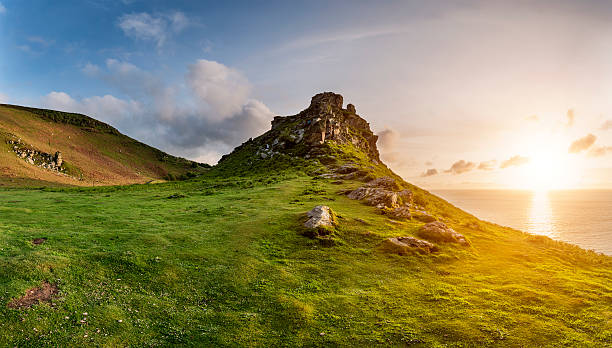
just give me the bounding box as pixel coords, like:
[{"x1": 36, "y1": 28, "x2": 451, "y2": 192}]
[{"x1": 432, "y1": 189, "x2": 612, "y2": 256}]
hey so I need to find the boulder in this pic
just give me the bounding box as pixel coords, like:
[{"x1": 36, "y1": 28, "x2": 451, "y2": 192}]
[
  {"x1": 381, "y1": 236, "x2": 439, "y2": 255},
  {"x1": 347, "y1": 187, "x2": 398, "y2": 209},
  {"x1": 413, "y1": 212, "x2": 436, "y2": 223},
  {"x1": 398, "y1": 189, "x2": 413, "y2": 205},
  {"x1": 386, "y1": 206, "x2": 411, "y2": 220},
  {"x1": 346, "y1": 103, "x2": 356, "y2": 114},
  {"x1": 304, "y1": 205, "x2": 336, "y2": 230},
  {"x1": 417, "y1": 221, "x2": 469, "y2": 246},
  {"x1": 366, "y1": 176, "x2": 400, "y2": 191},
  {"x1": 335, "y1": 163, "x2": 358, "y2": 174}
]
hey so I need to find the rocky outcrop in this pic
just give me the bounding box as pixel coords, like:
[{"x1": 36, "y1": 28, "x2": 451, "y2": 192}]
[
  {"x1": 303, "y1": 205, "x2": 338, "y2": 241},
  {"x1": 347, "y1": 176, "x2": 413, "y2": 210},
  {"x1": 304, "y1": 205, "x2": 336, "y2": 230},
  {"x1": 381, "y1": 236, "x2": 439, "y2": 255},
  {"x1": 220, "y1": 92, "x2": 380, "y2": 164},
  {"x1": 385, "y1": 206, "x2": 412, "y2": 220},
  {"x1": 6, "y1": 138, "x2": 65, "y2": 173},
  {"x1": 417, "y1": 221, "x2": 469, "y2": 246}
]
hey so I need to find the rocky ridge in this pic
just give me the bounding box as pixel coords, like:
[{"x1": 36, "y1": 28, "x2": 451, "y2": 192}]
[{"x1": 6, "y1": 136, "x2": 66, "y2": 173}]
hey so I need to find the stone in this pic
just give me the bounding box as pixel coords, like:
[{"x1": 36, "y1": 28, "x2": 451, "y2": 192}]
[
  {"x1": 347, "y1": 187, "x2": 399, "y2": 209},
  {"x1": 346, "y1": 103, "x2": 356, "y2": 114},
  {"x1": 413, "y1": 212, "x2": 436, "y2": 223},
  {"x1": 386, "y1": 206, "x2": 411, "y2": 220},
  {"x1": 54, "y1": 151, "x2": 63, "y2": 167},
  {"x1": 398, "y1": 189, "x2": 413, "y2": 205},
  {"x1": 304, "y1": 205, "x2": 335, "y2": 230},
  {"x1": 381, "y1": 236, "x2": 439, "y2": 255},
  {"x1": 417, "y1": 221, "x2": 469, "y2": 245},
  {"x1": 366, "y1": 176, "x2": 400, "y2": 191},
  {"x1": 335, "y1": 163, "x2": 358, "y2": 174}
]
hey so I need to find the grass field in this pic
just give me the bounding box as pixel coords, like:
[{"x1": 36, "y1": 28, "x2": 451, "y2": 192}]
[{"x1": 0, "y1": 166, "x2": 610, "y2": 346}]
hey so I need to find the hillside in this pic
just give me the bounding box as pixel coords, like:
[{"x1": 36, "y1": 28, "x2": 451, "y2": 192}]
[
  {"x1": 0, "y1": 104, "x2": 207, "y2": 187},
  {"x1": 0, "y1": 93, "x2": 610, "y2": 346}
]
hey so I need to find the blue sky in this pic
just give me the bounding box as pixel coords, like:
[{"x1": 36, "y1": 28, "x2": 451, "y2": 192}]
[{"x1": 1, "y1": 0, "x2": 611, "y2": 188}]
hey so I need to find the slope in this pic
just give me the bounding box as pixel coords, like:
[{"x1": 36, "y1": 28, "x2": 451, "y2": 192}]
[
  {"x1": 0, "y1": 93, "x2": 609, "y2": 346},
  {"x1": 0, "y1": 104, "x2": 207, "y2": 187}
]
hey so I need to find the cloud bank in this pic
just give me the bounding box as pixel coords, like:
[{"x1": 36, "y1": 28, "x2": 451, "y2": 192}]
[
  {"x1": 42, "y1": 59, "x2": 274, "y2": 164},
  {"x1": 478, "y1": 160, "x2": 497, "y2": 170},
  {"x1": 500, "y1": 155, "x2": 530, "y2": 169},
  {"x1": 601, "y1": 120, "x2": 612, "y2": 130},
  {"x1": 118, "y1": 11, "x2": 189, "y2": 47},
  {"x1": 445, "y1": 160, "x2": 476, "y2": 174},
  {"x1": 568, "y1": 134, "x2": 596, "y2": 153},
  {"x1": 588, "y1": 146, "x2": 612, "y2": 157},
  {"x1": 421, "y1": 168, "x2": 438, "y2": 177}
]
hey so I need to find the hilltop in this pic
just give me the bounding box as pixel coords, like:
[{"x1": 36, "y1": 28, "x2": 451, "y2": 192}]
[
  {"x1": 0, "y1": 93, "x2": 610, "y2": 346},
  {"x1": 0, "y1": 104, "x2": 208, "y2": 187}
]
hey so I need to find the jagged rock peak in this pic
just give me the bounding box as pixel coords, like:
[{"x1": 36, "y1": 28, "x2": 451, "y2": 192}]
[
  {"x1": 220, "y1": 92, "x2": 380, "y2": 164},
  {"x1": 308, "y1": 92, "x2": 344, "y2": 111}
]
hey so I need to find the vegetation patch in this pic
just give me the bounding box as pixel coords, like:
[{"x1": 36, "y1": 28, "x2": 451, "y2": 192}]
[{"x1": 7, "y1": 282, "x2": 59, "y2": 309}]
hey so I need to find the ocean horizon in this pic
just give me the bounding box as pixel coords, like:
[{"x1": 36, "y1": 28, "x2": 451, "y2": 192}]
[{"x1": 432, "y1": 189, "x2": 612, "y2": 256}]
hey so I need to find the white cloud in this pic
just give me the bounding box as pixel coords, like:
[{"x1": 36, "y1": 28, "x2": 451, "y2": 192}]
[
  {"x1": 27, "y1": 36, "x2": 54, "y2": 47},
  {"x1": 0, "y1": 3, "x2": 6, "y2": 14},
  {"x1": 0, "y1": 92, "x2": 9, "y2": 103},
  {"x1": 601, "y1": 120, "x2": 612, "y2": 130},
  {"x1": 118, "y1": 11, "x2": 189, "y2": 47},
  {"x1": 186, "y1": 59, "x2": 251, "y2": 120},
  {"x1": 41, "y1": 59, "x2": 273, "y2": 164},
  {"x1": 81, "y1": 63, "x2": 101, "y2": 76}
]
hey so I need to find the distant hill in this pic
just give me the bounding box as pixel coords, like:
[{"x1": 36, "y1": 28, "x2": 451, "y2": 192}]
[{"x1": 0, "y1": 104, "x2": 208, "y2": 187}]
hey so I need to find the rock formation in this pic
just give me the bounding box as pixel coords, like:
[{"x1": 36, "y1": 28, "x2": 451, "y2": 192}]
[
  {"x1": 6, "y1": 137, "x2": 66, "y2": 173},
  {"x1": 381, "y1": 236, "x2": 439, "y2": 255},
  {"x1": 220, "y1": 92, "x2": 380, "y2": 163},
  {"x1": 304, "y1": 205, "x2": 336, "y2": 230},
  {"x1": 417, "y1": 221, "x2": 469, "y2": 246}
]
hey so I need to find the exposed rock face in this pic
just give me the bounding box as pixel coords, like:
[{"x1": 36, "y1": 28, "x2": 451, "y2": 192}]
[
  {"x1": 221, "y1": 92, "x2": 380, "y2": 164},
  {"x1": 304, "y1": 205, "x2": 336, "y2": 230},
  {"x1": 381, "y1": 236, "x2": 439, "y2": 255},
  {"x1": 417, "y1": 221, "x2": 469, "y2": 246},
  {"x1": 386, "y1": 206, "x2": 412, "y2": 220},
  {"x1": 412, "y1": 212, "x2": 436, "y2": 223},
  {"x1": 6, "y1": 137, "x2": 66, "y2": 173},
  {"x1": 347, "y1": 176, "x2": 412, "y2": 210},
  {"x1": 54, "y1": 151, "x2": 63, "y2": 167},
  {"x1": 348, "y1": 187, "x2": 399, "y2": 209}
]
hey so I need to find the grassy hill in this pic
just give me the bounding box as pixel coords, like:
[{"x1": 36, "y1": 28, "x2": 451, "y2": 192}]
[
  {"x1": 0, "y1": 104, "x2": 207, "y2": 187},
  {"x1": 0, "y1": 94, "x2": 610, "y2": 346}
]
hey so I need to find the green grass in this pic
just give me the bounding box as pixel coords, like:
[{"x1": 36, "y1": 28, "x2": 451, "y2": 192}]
[{"x1": 0, "y1": 167, "x2": 610, "y2": 347}]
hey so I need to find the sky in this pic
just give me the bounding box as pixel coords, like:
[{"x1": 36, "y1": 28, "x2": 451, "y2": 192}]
[{"x1": 1, "y1": 0, "x2": 611, "y2": 189}]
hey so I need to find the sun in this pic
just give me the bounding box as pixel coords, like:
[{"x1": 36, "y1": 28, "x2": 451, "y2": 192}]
[
  {"x1": 523, "y1": 151, "x2": 567, "y2": 190},
  {"x1": 515, "y1": 145, "x2": 579, "y2": 191}
]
